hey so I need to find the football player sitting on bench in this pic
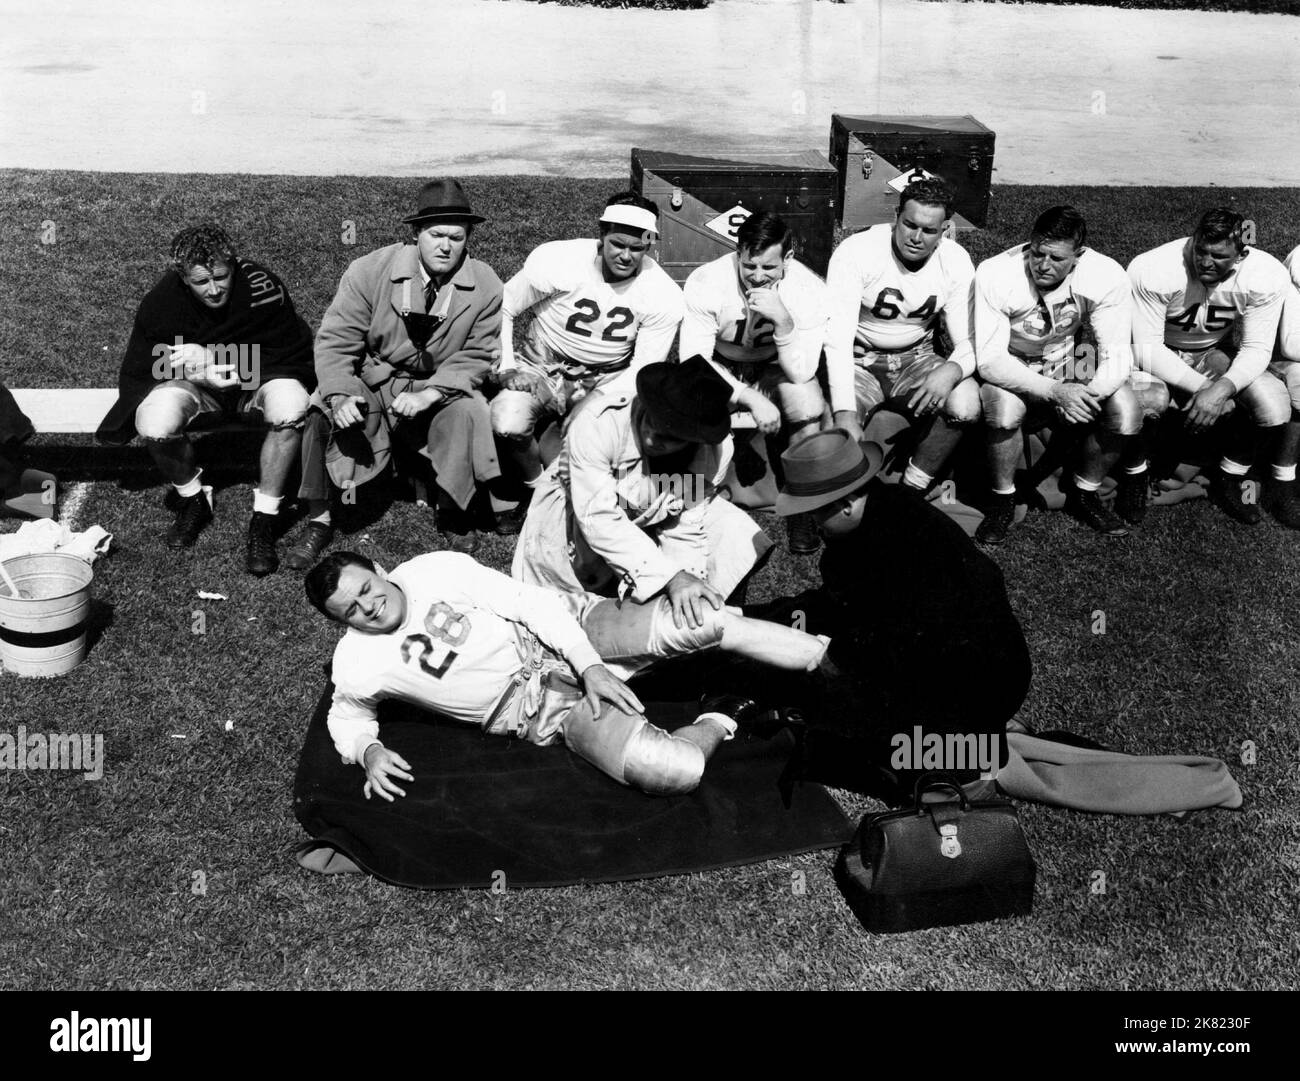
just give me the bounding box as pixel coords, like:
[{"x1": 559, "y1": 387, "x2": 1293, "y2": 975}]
[
  {"x1": 824, "y1": 177, "x2": 980, "y2": 526},
  {"x1": 490, "y1": 191, "x2": 684, "y2": 530},
  {"x1": 679, "y1": 211, "x2": 829, "y2": 553},
  {"x1": 1128, "y1": 208, "x2": 1294, "y2": 527},
  {"x1": 974, "y1": 205, "x2": 1158, "y2": 543}
]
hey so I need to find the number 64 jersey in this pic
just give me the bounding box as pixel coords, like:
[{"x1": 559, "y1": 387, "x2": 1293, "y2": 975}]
[
  {"x1": 824, "y1": 223, "x2": 976, "y2": 416},
  {"x1": 499, "y1": 238, "x2": 684, "y2": 379}
]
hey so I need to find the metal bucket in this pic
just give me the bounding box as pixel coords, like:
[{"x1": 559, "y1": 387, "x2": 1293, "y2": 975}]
[{"x1": 0, "y1": 552, "x2": 94, "y2": 677}]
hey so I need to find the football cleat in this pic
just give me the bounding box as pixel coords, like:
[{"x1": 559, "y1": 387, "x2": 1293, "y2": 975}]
[
  {"x1": 1113, "y1": 473, "x2": 1151, "y2": 526},
  {"x1": 165, "y1": 489, "x2": 214, "y2": 549},
  {"x1": 975, "y1": 493, "x2": 1016, "y2": 545},
  {"x1": 1065, "y1": 490, "x2": 1130, "y2": 538},
  {"x1": 1208, "y1": 473, "x2": 1261, "y2": 525}
]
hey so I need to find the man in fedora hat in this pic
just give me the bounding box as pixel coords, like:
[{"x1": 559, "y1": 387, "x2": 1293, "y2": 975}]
[
  {"x1": 768, "y1": 428, "x2": 1031, "y2": 795},
  {"x1": 513, "y1": 355, "x2": 771, "y2": 631},
  {"x1": 301, "y1": 179, "x2": 506, "y2": 556},
  {"x1": 490, "y1": 190, "x2": 683, "y2": 530}
]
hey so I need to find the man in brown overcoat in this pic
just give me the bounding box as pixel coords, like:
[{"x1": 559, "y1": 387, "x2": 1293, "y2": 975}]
[{"x1": 301, "y1": 179, "x2": 506, "y2": 556}]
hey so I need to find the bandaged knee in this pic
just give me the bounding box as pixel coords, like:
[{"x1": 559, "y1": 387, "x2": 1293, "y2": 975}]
[
  {"x1": 621, "y1": 721, "x2": 707, "y2": 796},
  {"x1": 649, "y1": 596, "x2": 725, "y2": 657}
]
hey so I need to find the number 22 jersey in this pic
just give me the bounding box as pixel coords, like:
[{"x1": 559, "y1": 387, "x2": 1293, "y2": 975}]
[{"x1": 500, "y1": 238, "x2": 684, "y2": 378}]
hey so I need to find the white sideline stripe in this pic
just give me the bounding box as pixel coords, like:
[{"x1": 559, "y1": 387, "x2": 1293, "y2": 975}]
[{"x1": 58, "y1": 481, "x2": 92, "y2": 532}]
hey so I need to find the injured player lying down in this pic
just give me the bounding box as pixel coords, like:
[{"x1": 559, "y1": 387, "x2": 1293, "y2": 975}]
[{"x1": 305, "y1": 550, "x2": 830, "y2": 799}]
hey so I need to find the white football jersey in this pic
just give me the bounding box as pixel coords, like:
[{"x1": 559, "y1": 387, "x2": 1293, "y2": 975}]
[
  {"x1": 680, "y1": 253, "x2": 828, "y2": 376},
  {"x1": 501, "y1": 238, "x2": 684, "y2": 377},
  {"x1": 326, "y1": 553, "x2": 600, "y2": 764},
  {"x1": 1129, "y1": 237, "x2": 1288, "y2": 353},
  {"x1": 1279, "y1": 245, "x2": 1300, "y2": 363},
  {"x1": 976, "y1": 244, "x2": 1130, "y2": 364},
  {"x1": 825, "y1": 224, "x2": 975, "y2": 413}
]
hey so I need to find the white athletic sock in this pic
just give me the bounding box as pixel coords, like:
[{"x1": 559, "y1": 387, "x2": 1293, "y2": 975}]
[
  {"x1": 1220, "y1": 458, "x2": 1250, "y2": 477},
  {"x1": 310, "y1": 510, "x2": 332, "y2": 525},
  {"x1": 693, "y1": 712, "x2": 737, "y2": 741},
  {"x1": 902, "y1": 460, "x2": 933, "y2": 490},
  {"x1": 174, "y1": 472, "x2": 203, "y2": 499},
  {"x1": 992, "y1": 486, "x2": 1016, "y2": 497},
  {"x1": 1272, "y1": 464, "x2": 1297, "y2": 482},
  {"x1": 1073, "y1": 475, "x2": 1101, "y2": 493},
  {"x1": 1124, "y1": 461, "x2": 1148, "y2": 476},
  {"x1": 489, "y1": 494, "x2": 518, "y2": 513},
  {"x1": 252, "y1": 489, "x2": 283, "y2": 516}
]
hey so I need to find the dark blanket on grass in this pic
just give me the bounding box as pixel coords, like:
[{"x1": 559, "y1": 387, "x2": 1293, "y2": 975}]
[{"x1": 293, "y1": 683, "x2": 853, "y2": 889}]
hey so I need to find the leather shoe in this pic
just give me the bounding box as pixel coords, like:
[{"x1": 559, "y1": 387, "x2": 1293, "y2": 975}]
[{"x1": 283, "y1": 521, "x2": 335, "y2": 571}]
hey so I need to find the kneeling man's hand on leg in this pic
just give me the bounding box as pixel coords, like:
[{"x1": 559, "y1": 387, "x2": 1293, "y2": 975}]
[
  {"x1": 362, "y1": 743, "x2": 415, "y2": 802},
  {"x1": 581, "y1": 664, "x2": 645, "y2": 720},
  {"x1": 664, "y1": 570, "x2": 724, "y2": 631}
]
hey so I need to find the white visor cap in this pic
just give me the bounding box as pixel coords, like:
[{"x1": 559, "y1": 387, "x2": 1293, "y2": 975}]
[{"x1": 599, "y1": 203, "x2": 659, "y2": 238}]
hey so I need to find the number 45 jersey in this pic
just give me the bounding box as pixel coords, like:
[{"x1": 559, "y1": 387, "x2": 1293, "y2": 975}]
[
  {"x1": 825, "y1": 223, "x2": 976, "y2": 416},
  {"x1": 499, "y1": 238, "x2": 684, "y2": 379},
  {"x1": 1127, "y1": 237, "x2": 1288, "y2": 391}
]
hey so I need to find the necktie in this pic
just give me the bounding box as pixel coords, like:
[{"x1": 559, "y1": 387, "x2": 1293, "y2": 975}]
[{"x1": 424, "y1": 279, "x2": 437, "y2": 314}]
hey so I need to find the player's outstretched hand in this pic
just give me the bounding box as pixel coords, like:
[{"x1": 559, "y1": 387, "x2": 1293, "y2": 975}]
[
  {"x1": 664, "y1": 570, "x2": 724, "y2": 630},
  {"x1": 581, "y1": 664, "x2": 645, "y2": 719},
  {"x1": 906, "y1": 361, "x2": 962, "y2": 416},
  {"x1": 1185, "y1": 380, "x2": 1235, "y2": 433},
  {"x1": 1050, "y1": 382, "x2": 1102, "y2": 424},
  {"x1": 362, "y1": 744, "x2": 414, "y2": 802}
]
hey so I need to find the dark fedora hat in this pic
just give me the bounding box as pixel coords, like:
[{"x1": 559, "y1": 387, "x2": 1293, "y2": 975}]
[
  {"x1": 401, "y1": 178, "x2": 487, "y2": 226},
  {"x1": 636, "y1": 355, "x2": 733, "y2": 445},
  {"x1": 775, "y1": 428, "x2": 884, "y2": 516}
]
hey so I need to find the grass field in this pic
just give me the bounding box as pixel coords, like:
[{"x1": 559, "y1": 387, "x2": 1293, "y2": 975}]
[{"x1": 2, "y1": 172, "x2": 1299, "y2": 991}]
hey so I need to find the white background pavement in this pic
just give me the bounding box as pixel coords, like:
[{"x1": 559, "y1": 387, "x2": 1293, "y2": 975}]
[{"x1": 0, "y1": 0, "x2": 1296, "y2": 184}]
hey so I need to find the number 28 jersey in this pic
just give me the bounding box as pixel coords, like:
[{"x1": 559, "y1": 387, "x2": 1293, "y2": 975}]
[
  {"x1": 501, "y1": 238, "x2": 684, "y2": 377},
  {"x1": 326, "y1": 553, "x2": 601, "y2": 765}
]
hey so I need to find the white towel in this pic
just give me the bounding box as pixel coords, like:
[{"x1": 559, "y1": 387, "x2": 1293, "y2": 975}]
[{"x1": 0, "y1": 519, "x2": 113, "y2": 564}]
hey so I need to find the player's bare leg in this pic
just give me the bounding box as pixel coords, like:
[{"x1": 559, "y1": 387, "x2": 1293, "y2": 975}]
[
  {"x1": 907, "y1": 415, "x2": 965, "y2": 488},
  {"x1": 257, "y1": 425, "x2": 298, "y2": 501},
  {"x1": 147, "y1": 434, "x2": 198, "y2": 488},
  {"x1": 246, "y1": 425, "x2": 302, "y2": 576}
]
